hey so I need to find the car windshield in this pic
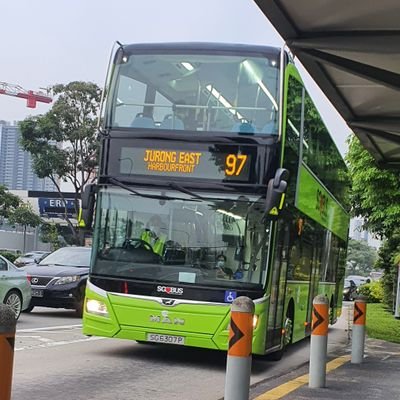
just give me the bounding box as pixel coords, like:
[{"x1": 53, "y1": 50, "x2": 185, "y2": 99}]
[
  {"x1": 91, "y1": 187, "x2": 271, "y2": 290},
  {"x1": 39, "y1": 247, "x2": 91, "y2": 267}
]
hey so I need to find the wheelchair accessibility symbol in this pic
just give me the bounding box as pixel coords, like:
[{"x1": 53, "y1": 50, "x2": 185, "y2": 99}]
[{"x1": 224, "y1": 291, "x2": 237, "y2": 303}]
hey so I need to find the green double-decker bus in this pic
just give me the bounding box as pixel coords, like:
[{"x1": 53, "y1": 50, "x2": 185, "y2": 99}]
[{"x1": 82, "y1": 43, "x2": 349, "y2": 358}]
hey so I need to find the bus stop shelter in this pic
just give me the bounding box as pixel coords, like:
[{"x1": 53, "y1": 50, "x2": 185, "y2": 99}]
[{"x1": 254, "y1": 0, "x2": 400, "y2": 167}]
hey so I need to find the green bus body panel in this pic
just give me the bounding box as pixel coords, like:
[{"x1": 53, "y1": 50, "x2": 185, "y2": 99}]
[
  {"x1": 83, "y1": 285, "x2": 269, "y2": 355},
  {"x1": 285, "y1": 281, "x2": 339, "y2": 342},
  {"x1": 285, "y1": 281, "x2": 309, "y2": 343},
  {"x1": 296, "y1": 164, "x2": 349, "y2": 241}
]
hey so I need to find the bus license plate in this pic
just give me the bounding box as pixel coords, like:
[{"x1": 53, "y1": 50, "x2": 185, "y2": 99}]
[{"x1": 146, "y1": 333, "x2": 185, "y2": 345}]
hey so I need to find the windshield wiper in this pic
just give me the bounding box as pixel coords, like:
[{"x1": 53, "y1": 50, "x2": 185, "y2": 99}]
[
  {"x1": 109, "y1": 178, "x2": 181, "y2": 200},
  {"x1": 167, "y1": 182, "x2": 205, "y2": 200}
]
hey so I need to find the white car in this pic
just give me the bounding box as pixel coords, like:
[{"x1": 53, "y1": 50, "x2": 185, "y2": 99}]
[{"x1": 0, "y1": 255, "x2": 32, "y2": 319}]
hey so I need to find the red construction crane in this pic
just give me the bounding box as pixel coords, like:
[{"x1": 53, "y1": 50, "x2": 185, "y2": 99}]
[{"x1": 0, "y1": 81, "x2": 52, "y2": 108}]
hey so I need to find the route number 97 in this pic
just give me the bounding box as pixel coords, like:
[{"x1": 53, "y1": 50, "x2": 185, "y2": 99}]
[{"x1": 225, "y1": 154, "x2": 248, "y2": 176}]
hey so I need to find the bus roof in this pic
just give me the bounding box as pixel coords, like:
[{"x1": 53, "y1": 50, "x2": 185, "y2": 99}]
[{"x1": 120, "y1": 42, "x2": 281, "y2": 57}]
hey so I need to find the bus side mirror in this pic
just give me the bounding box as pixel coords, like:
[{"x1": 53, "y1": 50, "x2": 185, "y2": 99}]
[
  {"x1": 264, "y1": 168, "x2": 289, "y2": 218},
  {"x1": 81, "y1": 184, "x2": 97, "y2": 229}
]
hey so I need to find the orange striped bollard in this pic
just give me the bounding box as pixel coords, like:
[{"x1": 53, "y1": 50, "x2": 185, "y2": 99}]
[
  {"x1": 224, "y1": 296, "x2": 255, "y2": 400},
  {"x1": 309, "y1": 295, "x2": 329, "y2": 388},
  {"x1": 0, "y1": 304, "x2": 17, "y2": 400},
  {"x1": 351, "y1": 296, "x2": 367, "y2": 364}
]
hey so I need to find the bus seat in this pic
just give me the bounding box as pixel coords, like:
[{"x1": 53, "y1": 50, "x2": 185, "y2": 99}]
[
  {"x1": 231, "y1": 121, "x2": 256, "y2": 134},
  {"x1": 159, "y1": 114, "x2": 184, "y2": 130},
  {"x1": 131, "y1": 113, "x2": 155, "y2": 128},
  {"x1": 261, "y1": 121, "x2": 278, "y2": 135}
]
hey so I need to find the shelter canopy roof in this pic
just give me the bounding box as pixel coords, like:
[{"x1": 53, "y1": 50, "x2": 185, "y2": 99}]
[{"x1": 255, "y1": 0, "x2": 400, "y2": 167}]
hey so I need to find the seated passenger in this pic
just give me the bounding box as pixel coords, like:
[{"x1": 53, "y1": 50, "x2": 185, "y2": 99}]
[
  {"x1": 159, "y1": 114, "x2": 184, "y2": 130},
  {"x1": 214, "y1": 254, "x2": 233, "y2": 279}
]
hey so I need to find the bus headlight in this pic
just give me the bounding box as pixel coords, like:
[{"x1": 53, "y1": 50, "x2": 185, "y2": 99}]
[
  {"x1": 86, "y1": 299, "x2": 109, "y2": 317},
  {"x1": 253, "y1": 315, "x2": 259, "y2": 329}
]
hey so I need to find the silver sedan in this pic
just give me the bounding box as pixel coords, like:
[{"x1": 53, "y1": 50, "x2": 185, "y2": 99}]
[{"x1": 0, "y1": 255, "x2": 32, "y2": 319}]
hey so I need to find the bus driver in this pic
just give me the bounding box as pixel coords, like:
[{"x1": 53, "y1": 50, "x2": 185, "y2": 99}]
[{"x1": 140, "y1": 215, "x2": 167, "y2": 256}]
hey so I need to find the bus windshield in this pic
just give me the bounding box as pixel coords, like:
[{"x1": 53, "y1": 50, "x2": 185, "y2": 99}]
[
  {"x1": 107, "y1": 50, "x2": 280, "y2": 134},
  {"x1": 92, "y1": 188, "x2": 271, "y2": 290}
]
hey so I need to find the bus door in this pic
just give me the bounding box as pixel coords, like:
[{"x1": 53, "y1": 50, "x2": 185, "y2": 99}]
[
  {"x1": 265, "y1": 220, "x2": 290, "y2": 349},
  {"x1": 305, "y1": 230, "x2": 322, "y2": 334}
]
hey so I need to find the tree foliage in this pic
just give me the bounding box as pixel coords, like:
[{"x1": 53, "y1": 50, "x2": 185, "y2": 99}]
[
  {"x1": 8, "y1": 203, "x2": 42, "y2": 228},
  {"x1": 346, "y1": 239, "x2": 377, "y2": 276},
  {"x1": 39, "y1": 223, "x2": 65, "y2": 250},
  {"x1": 346, "y1": 134, "x2": 400, "y2": 310},
  {"x1": 346, "y1": 135, "x2": 400, "y2": 238},
  {"x1": 0, "y1": 185, "x2": 20, "y2": 218},
  {"x1": 19, "y1": 81, "x2": 102, "y2": 242},
  {"x1": 375, "y1": 234, "x2": 400, "y2": 309}
]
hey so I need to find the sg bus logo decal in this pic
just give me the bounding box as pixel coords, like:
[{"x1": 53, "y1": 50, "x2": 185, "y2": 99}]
[
  {"x1": 316, "y1": 189, "x2": 329, "y2": 220},
  {"x1": 157, "y1": 285, "x2": 184, "y2": 295}
]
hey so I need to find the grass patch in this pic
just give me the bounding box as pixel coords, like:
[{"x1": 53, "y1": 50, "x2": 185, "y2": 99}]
[{"x1": 366, "y1": 303, "x2": 400, "y2": 343}]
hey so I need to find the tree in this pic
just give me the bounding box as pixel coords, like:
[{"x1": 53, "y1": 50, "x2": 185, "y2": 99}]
[
  {"x1": 19, "y1": 81, "x2": 102, "y2": 243},
  {"x1": 375, "y1": 235, "x2": 400, "y2": 310},
  {"x1": 8, "y1": 203, "x2": 42, "y2": 253},
  {"x1": 39, "y1": 222, "x2": 65, "y2": 250},
  {"x1": 346, "y1": 239, "x2": 377, "y2": 276},
  {"x1": 346, "y1": 135, "x2": 400, "y2": 238},
  {"x1": 0, "y1": 185, "x2": 20, "y2": 219},
  {"x1": 346, "y1": 134, "x2": 400, "y2": 310}
]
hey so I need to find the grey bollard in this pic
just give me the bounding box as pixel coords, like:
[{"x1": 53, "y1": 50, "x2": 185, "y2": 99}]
[
  {"x1": 309, "y1": 295, "x2": 329, "y2": 388},
  {"x1": 224, "y1": 296, "x2": 255, "y2": 400},
  {"x1": 0, "y1": 304, "x2": 17, "y2": 400},
  {"x1": 351, "y1": 296, "x2": 367, "y2": 364}
]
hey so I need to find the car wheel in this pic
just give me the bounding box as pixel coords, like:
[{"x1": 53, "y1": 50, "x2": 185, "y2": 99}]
[
  {"x1": 4, "y1": 290, "x2": 22, "y2": 320},
  {"x1": 75, "y1": 285, "x2": 86, "y2": 317}
]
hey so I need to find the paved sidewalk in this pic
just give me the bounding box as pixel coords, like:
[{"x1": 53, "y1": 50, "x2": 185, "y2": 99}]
[
  {"x1": 250, "y1": 302, "x2": 400, "y2": 400},
  {"x1": 281, "y1": 338, "x2": 400, "y2": 400}
]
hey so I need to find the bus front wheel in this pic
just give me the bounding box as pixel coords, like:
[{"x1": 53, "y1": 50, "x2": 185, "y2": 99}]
[{"x1": 268, "y1": 314, "x2": 294, "y2": 361}]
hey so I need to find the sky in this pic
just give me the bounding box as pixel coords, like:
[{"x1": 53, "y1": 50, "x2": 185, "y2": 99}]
[{"x1": 0, "y1": 0, "x2": 351, "y2": 154}]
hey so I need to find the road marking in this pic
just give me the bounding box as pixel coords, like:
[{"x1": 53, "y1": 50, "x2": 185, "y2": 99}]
[
  {"x1": 19, "y1": 335, "x2": 54, "y2": 343},
  {"x1": 254, "y1": 355, "x2": 350, "y2": 400},
  {"x1": 15, "y1": 336, "x2": 104, "y2": 351},
  {"x1": 17, "y1": 324, "x2": 82, "y2": 333}
]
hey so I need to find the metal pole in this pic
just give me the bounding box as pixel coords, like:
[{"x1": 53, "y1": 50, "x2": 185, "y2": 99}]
[
  {"x1": 224, "y1": 296, "x2": 255, "y2": 400},
  {"x1": 351, "y1": 296, "x2": 367, "y2": 364},
  {"x1": 0, "y1": 304, "x2": 16, "y2": 400},
  {"x1": 309, "y1": 295, "x2": 329, "y2": 388},
  {"x1": 395, "y1": 265, "x2": 400, "y2": 319}
]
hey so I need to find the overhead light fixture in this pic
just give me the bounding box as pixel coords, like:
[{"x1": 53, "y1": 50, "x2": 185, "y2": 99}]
[
  {"x1": 206, "y1": 85, "x2": 244, "y2": 120},
  {"x1": 242, "y1": 60, "x2": 279, "y2": 111},
  {"x1": 216, "y1": 209, "x2": 243, "y2": 220},
  {"x1": 181, "y1": 62, "x2": 194, "y2": 71}
]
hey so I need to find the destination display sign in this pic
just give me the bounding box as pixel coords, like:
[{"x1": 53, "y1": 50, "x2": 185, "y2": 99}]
[{"x1": 118, "y1": 146, "x2": 253, "y2": 182}]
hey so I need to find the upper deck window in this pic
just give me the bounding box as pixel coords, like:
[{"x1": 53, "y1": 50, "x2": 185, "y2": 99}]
[{"x1": 106, "y1": 50, "x2": 280, "y2": 135}]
